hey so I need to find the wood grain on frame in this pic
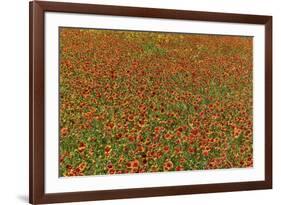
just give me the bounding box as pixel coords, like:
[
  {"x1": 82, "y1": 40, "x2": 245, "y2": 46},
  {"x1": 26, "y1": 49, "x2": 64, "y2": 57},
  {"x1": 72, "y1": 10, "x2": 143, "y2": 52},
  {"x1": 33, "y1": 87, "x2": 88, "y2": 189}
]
[{"x1": 29, "y1": 1, "x2": 272, "y2": 204}]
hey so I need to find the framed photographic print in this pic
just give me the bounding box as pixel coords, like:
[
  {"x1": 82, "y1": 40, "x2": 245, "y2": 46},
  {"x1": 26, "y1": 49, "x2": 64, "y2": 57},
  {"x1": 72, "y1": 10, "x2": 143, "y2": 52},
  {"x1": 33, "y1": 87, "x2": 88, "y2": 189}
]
[{"x1": 29, "y1": 1, "x2": 272, "y2": 204}]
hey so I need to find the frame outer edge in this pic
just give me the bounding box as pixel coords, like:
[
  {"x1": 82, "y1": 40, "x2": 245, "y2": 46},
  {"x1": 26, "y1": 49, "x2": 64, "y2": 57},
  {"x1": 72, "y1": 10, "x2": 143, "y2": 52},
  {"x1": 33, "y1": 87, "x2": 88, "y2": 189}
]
[
  {"x1": 265, "y1": 16, "x2": 273, "y2": 188},
  {"x1": 29, "y1": 1, "x2": 273, "y2": 204},
  {"x1": 37, "y1": 1, "x2": 270, "y2": 24},
  {"x1": 29, "y1": 1, "x2": 34, "y2": 204},
  {"x1": 30, "y1": 1, "x2": 45, "y2": 204}
]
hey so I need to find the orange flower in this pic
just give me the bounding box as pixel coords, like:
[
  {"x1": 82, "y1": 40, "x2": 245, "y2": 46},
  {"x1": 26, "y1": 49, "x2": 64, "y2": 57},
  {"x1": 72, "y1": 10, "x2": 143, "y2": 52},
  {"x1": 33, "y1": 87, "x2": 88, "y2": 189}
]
[
  {"x1": 188, "y1": 147, "x2": 195, "y2": 154},
  {"x1": 118, "y1": 155, "x2": 124, "y2": 163},
  {"x1": 60, "y1": 127, "x2": 68, "y2": 136},
  {"x1": 109, "y1": 169, "x2": 115, "y2": 174},
  {"x1": 202, "y1": 149, "x2": 209, "y2": 156},
  {"x1": 137, "y1": 145, "x2": 145, "y2": 153},
  {"x1": 128, "y1": 135, "x2": 136, "y2": 142},
  {"x1": 107, "y1": 163, "x2": 114, "y2": 170},
  {"x1": 177, "y1": 127, "x2": 184, "y2": 132},
  {"x1": 126, "y1": 159, "x2": 139, "y2": 169},
  {"x1": 138, "y1": 119, "x2": 146, "y2": 127},
  {"x1": 127, "y1": 114, "x2": 134, "y2": 122},
  {"x1": 233, "y1": 126, "x2": 241, "y2": 139},
  {"x1": 163, "y1": 145, "x2": 170, "y2": 153},
  {"x1": 126, "y1": 161, "x2": 132, "y2": 168},
  {"x1": 106, "y1": 122, "x2": 115, "y2": 130},
  {"x1": 142, "y1": 158, "x2": 148, "y2": 164},
  {"x1": 154, "y1": 127, "x2": 161, "y2": 134},
  {"x1": 132, "y1": 159, "x2": 139, "y2": 168},
  {"x1": 78, "y1": 142, "x2": 86, "y2": 153},
  {"x1": 104, "y1": 145, "x2": 112, "y2": 156},
  {"x1": 139, "y1": 104, "x2": 147, "y2": 113},
  {"x1": 164, "y1": 133, "x2": 173, "y2": 140},
  {"x1": 88, "y1": 148, "x2": 94, "y2": 156},
  {"x1": 75, "y1": 162, "x2": 87, "y2": 174},
  {"x1": 78, "y1": 162, "x2": 87, "y2": 172},
  {"x1": 174, "y1": 146, "x2": 182, "y2": 154},
  {"x1": 191, "y1": 129, "x2": 199, "y2": 136},
  {"x1": 115, "y1": 133, "x2": 123, "y2": 140},
  {"x1": 176, "y1": 165, "x2": 184, "y2": 171},
  {"x1": 163, "y1": 160, "x2": 174, "y2": 171}
]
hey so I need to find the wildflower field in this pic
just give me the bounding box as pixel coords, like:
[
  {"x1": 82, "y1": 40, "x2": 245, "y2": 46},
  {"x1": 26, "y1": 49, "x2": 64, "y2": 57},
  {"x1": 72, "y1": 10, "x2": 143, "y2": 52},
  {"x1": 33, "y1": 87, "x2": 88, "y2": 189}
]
[{"x1": 59, "y1": 28, "x2": 253, "y2": 177}]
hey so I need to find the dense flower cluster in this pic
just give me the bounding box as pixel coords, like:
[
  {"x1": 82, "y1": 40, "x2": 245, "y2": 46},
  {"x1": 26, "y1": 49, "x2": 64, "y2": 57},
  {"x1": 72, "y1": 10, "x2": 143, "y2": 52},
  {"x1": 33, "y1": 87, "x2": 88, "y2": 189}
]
[{"x1": 59, "y1": 28, "x2": 253, "y2": 176}]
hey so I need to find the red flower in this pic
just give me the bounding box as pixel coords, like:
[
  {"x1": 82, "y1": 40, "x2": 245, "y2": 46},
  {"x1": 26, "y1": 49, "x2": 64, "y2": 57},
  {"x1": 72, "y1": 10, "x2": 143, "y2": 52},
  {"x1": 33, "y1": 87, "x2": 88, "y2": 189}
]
[
  {"x1": 115, "y1": 133, "x2": 123, "y2": 139},
  {"x1": 66, "y1": 164, "x2": 72, "y2": 170},
  {"x1": 128, "y1": 135, "x2": 136, "y2": 142},
  {"x1": 132, "y1": 159, "x2": 139, "y2": 168},
  {"x1": 176, "y1": 131, "x2": 181, "y2": 137},
  {"x1": 177, "y1": 127, "x2": 183, "y2": 132},
  {"x1": 76, "y1": 162, "x2": 87, "y2": 173},
  {"x1": 126, "y1": 159, "x2": 139, "y2": 169},
  {"x1": 106, "y1": 164, "x2": 113, "y2": 171},
  {"x1": 127, "y1": 115, "x2": 134, "y2": 121},
  {"x1": 154, "y1": 127, "x2": 161, "y2": 134},
  {"x1": 163, "y1": 146, "x2": 170, "y2": 153},
  {"x1": 191, "y1": 129, "x2": 199, "y2": 136},
  {"x1": 233, "y1": 126, "x2": 241, "y2": 139},
  {"x1": 176, "y1": 166, "x2": 184, "y2": 171},
  {"x1": 202, "y1": 150, "x2": 209, "y2": 156},
  {"x1": 104, "y1": 145, "x2": 112, "y2": 156},
  {"x1": 109, "y1": 169, "x2": 115, "y2": 174},
  {"x1": 163, "y1": 160, "x2": 174, "y2": 171},
  {"x1": 60, "y1": 127, "x2": 68, "y2": 136},
  {"x1": 139, "y1": 104, "x2": 147, "y2": 113},
  {"x1": 188, "y1": 147, "x2": 195, "y2": 154},
  {"x1": 78, "y1": 142, "x2": 86, "y2": 153},
  {"x1": 164, "y1": 133, "x2": 173, "y2": 140},
  {"x1": 106, "y1": 122, "x2": 115, "y2": 130},
  {"x1": 126, "y1": 162, "x2": 132, "y2": 168}
]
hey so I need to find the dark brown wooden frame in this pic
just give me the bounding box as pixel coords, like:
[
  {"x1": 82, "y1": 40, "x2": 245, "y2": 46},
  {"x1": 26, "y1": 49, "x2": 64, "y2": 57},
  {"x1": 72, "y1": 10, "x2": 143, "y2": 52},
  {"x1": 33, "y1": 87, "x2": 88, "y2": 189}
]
[{"x1": 29, "y1": 1, "x2": 272, "y2": 204}]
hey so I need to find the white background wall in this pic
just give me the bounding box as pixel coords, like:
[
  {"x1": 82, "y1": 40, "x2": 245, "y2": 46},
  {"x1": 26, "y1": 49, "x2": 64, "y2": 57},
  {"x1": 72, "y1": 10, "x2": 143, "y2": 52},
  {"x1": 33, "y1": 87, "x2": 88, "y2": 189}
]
[{"x1": 0, "y1": 0, "x2": 279, "y2": 204}]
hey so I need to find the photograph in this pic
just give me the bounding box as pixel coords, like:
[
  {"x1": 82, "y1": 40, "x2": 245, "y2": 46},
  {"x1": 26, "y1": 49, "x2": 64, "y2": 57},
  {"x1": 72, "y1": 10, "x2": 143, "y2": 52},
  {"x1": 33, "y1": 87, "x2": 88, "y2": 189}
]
[{"x1": 59, "y1": 28, "x2": 253, "y2": 177}]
